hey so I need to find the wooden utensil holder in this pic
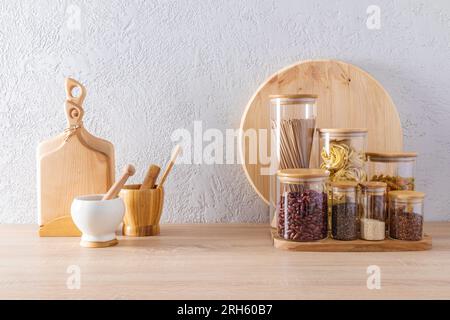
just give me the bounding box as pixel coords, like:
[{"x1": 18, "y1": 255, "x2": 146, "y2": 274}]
[{"x1": 119, "y1": 184, "x2": 164, "y2": 236}]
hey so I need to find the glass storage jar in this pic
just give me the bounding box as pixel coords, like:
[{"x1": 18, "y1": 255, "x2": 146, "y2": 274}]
[
  {"x1": 276, "y1": 169, "x2": 328, "y2": 241},
  {"x1": 359, "y1": 181, "x2": 387, "y2": 241},
  {"x1": 366, "y1": 152, "x2": 417, "y2": 192},
  {"x1": 330, "y1": 181, "x2": 359, "y2": 240},
  {"x1": 318, "y1": 128, "x2": 368, "y2": 183},
  {"x1": 269, "y1": 94, "x2": 318, "y2": 229},
  {"x1": 388, "y1": 191, "x2": 425, "y2": 241}
]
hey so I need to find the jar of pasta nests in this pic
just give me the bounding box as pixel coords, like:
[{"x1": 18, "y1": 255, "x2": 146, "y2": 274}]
[{"x1": 318, "y1": 128, "x2": 368, "y2": 183}]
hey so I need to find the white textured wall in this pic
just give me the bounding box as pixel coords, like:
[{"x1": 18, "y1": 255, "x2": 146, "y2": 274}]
[{"x1": 1, "y1": 0, "x2": 449, "y2": 223}]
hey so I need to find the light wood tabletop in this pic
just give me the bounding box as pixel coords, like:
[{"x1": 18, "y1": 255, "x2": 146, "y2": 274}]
[{"x1": 0, "y1": 223, "x2": 449, "y2": 299}]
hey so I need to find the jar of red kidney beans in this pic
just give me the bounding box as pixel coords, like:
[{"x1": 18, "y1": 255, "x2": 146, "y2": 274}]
[
  {"x1": 388, "y1": 190, "x2": 425, "y2": 241},
  {"x1": 277, "y1": 169, "x2": 329, "y2": 241}
]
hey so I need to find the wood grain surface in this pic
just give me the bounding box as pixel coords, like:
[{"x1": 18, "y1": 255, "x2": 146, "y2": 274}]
[
  {"x1": 0, "y1": 223, "x2": 449, "y2": 299},
  {"x1": 38, "y1": 215, "x2": 81, "y2": 237},
  {"x1": 239, "y1": 60, "x2": 403, "y2": 204},
  {"x1": 38, "y1": 133, "x2": 113, "y2": 224}
]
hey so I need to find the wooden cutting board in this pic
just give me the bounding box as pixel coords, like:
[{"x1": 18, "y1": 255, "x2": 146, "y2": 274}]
[
  {"x1": 37, "y1": 78, "x2": 115, "y2": 236},
  {"x1": 239, "y1": 60, "x2": 403, "y2": 204}
]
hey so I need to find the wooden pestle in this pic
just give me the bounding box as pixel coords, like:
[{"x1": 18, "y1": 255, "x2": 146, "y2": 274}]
[
  {"x1": 102, "y1": 164, "x2": 136, "y2": 200},
  {"x1": 140, "y1": 165, "x2": 161, "y2": 190}
]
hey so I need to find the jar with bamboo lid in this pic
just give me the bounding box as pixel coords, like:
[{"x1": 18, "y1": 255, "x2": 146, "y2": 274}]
[
  {"x1": 388, "y1": 191, "x2": 425, "y2": 241},
  {"x1": 276, "y1": 169, "x2": 328, "y2": 242},
  {"x1": 318, "y1": 128, "x2": 368, "y2": 183},
  {"x1": 366, "y1": 152, "x2": 417, "y2": 192},
  {"x1": 269, "y1": 94, "x2": 318, "y2": 229},
  {"x1": 330, "y1": 181, "x2": 359, "y2": 240},
  {"x1": 359, "y1": 181, "x2": 387, "y2": 241}
]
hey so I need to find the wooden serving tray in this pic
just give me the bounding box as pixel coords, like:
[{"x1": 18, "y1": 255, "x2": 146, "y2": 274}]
[{"x1": 271, "y1": 229, "x2": 432, "y2": 252}]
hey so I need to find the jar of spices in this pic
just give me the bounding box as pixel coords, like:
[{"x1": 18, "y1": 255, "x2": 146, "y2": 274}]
[
  {"x1": 276, "y1": 169, "x2": 328, "y2": 241},
  {"x1": 330, "y1": 181, "x2": 359, "y2": 240},
  {"x1": 388, "y1": 191, "x2": 425, "y2": 241},
  {"x1": 269, "y1": 94, "x2": 318, "y2": 229},
  {"x1": 318, "y1": 129, "x2": 368, "y2": 183},
  {"x1": 359, "y1": 181, "x2": 387, "y2": 241},
  {"x1": 366, "y1": 152, "x2": 416, "y2": 192}
]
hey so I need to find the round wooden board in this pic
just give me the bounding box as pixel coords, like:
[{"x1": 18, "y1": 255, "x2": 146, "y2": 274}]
[{"x1": 239, "y1": 60, "x2": 403, "y2": 204}]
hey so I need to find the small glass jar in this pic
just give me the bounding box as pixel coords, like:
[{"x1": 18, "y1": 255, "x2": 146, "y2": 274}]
[
  {"x1": 318, "y1": 129, "x2": 368, "y2": 183},
  {"x1": 276, "y1": 169, "x2": 328, "y2": 241},
  {"x1": 388, "y1": 191, "x2": 425, "y2": 241},
  {"x1": 366, "y1": 152, "x2": 416, "y2": 192},
  {"x1": 359, "y1": 181, "x2": 387, "y2": 241},
  {"x1": 330, "y1": 181, "x2": 359, "y2": 241},
  {"x1": 269, "y1": 94, "x2": 318, "y2": 229}
]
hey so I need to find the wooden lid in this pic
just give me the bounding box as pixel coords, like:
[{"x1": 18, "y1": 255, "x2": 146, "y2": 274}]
[
  {"x1": 330, "y1": 181, "x2": 358, "y2": 189},
  {"x1": 269, "y1": 94, "x2": 318, "y2": 100},
  {"x1": 277, "y1": 169, "x2": 329, "y2": 181},
  {"x1": 318, "y1": 128, "x2": 368, "y2": 134},
  {"x1": 360, "y1": 181, "x2": 387, "y2": 191},
  {"x1": 366, "y1": 152, "x2": 417, "y2": 159},
  {"x1": 388, "y1": 190, "x2": 425, "y2": 201}
]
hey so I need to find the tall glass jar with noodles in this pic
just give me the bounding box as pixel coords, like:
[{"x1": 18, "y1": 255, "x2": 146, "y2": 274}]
[
  {"x1": 269, "y1": 94, "x2": 318, "y2": 229},
  {"x1": 318, "y1": 128, "x2": 367, "y2": 232}
]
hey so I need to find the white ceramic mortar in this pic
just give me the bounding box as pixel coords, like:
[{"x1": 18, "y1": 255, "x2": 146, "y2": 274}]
[{"x1": 71, "y1": 194, "x2": 125, "y2": 246}]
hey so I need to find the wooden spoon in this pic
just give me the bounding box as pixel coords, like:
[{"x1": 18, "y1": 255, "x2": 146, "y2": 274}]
[{"x1": 102, "y1": 164, "x2": 136, "y2": 200}]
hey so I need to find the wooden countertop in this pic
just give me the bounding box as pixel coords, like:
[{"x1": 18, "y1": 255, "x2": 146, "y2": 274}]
[{"x1": 1, "y1": 223, "x2": 449, "y2": 299}]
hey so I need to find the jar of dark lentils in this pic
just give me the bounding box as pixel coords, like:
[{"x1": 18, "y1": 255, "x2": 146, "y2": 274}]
[
  {"x1": 330, "y1": 181, "x2": 359, "y2": 240},
  {"x1": 277, "y1": 169, "x2": 329, "y2": 241},
  {"x1": 388, "y1": 191, "x2": 425, "y2": 241}
]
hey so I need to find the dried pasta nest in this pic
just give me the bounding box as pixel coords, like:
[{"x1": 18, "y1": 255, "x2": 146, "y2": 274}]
[{"x1": 320, "y1": 139, "x2": 366, "y2": 182}]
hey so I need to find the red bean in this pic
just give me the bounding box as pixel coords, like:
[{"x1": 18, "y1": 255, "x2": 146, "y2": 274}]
[{"x1": 277, "y1": 190, "x2": 327, "y2": 241}]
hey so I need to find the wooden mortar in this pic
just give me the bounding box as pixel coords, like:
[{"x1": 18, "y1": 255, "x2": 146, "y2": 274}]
[{"x1": 119, "y1": 184, "x2": 164, "y2": 236}]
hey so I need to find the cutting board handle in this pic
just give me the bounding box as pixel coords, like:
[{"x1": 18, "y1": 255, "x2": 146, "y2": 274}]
[
  {"x1": 65, "y1": 101, "x2": 84, "y2": 126},
  {"x1": 65, "y1": 78, "x2": 86, "y2": 107},
  {"x1": 65, "y1": 78, "x2": 86, "y2": 126}
]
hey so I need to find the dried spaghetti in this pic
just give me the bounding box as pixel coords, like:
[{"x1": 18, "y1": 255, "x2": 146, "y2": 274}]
[{"x1": 272, "y1": 118, "x2": 316, "y2": 169}]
